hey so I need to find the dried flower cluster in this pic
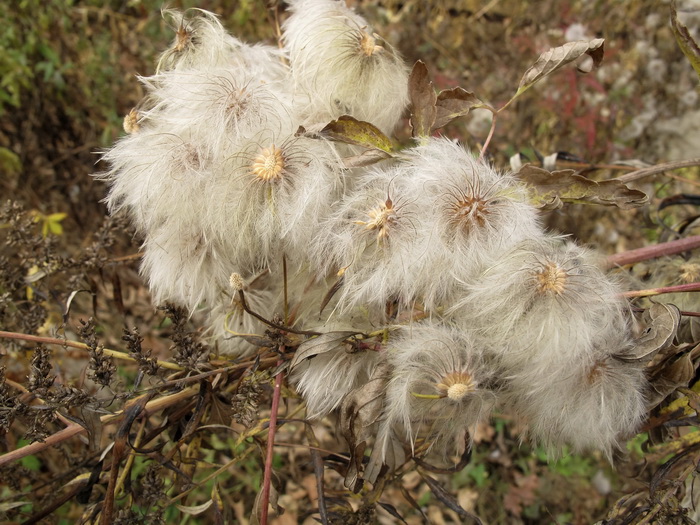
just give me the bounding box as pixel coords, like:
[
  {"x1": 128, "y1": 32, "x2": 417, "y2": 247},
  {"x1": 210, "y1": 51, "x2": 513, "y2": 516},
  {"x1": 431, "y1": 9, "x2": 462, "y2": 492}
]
[{"x1": 100, "y1": 0, "x2": 648, "y2": 479}]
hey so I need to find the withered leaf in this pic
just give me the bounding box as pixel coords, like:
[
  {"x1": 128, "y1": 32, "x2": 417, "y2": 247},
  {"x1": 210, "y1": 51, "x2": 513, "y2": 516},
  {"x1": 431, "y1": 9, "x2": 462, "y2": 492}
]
[
  {"x1": 433, "y1": 87, "x2": 484, "y2": 131},
  {"x1": 320, "y1": 116, "x2": 395, "y2": 153},
  {"x1": 305, "y1": 425, "x2": 329, "y2": 525},
  {"x1": 378, "y1": 502, "x2": 408, "y2": 524},
  {"x1": 290, "y1": 331, "x2": 358, "y2": 369},
  {"x1": 408, "y1": 60, "x2": 437, "y2": 138},
  {"x1": 419, "y1": 471, "x2": 483, "y2": 524},
  {"x1": 646, "y1": 348, "x2": 696, "y2": 409},
  {"x1": 341, "y1": 149, "x2": 392, "y2": 169},
  {"x1": 320, "y1": 274, "x2": 344, "y2": 314},
  {"x1": 366, "y1": 420, "x2": 405, "y2": 484},
  {"x1": 340, "y1": 362, "x2": 392, "y2": 490},
  {"x1": 671, "y1": 1, "x2": 700, "y2": 80},
  {"x1": 517, "y1": 165, "x2": 648, "y2": 209},
  {"x1": 617, "y1": 303, "x2": 680, "y2": 363},
  {"x1": 176, "y1": 500, "x2": 214, "y2": 515},
  {"x1": 251, "y1": 482, "x2": 283, "y2": 525},
  {"x1": 516, "y1": 38, "x2": 605, "y2": 96}
]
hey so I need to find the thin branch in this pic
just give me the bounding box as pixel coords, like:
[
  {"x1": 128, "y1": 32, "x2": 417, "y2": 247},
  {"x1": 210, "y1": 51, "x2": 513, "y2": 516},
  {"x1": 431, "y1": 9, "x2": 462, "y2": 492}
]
[
  {"x1": 0, "y1": 330, "x2": 183, "y2": 371},
  {"x1": 478, "y1": 110, "x2": 497, "y2": 161},
  {"x1": 622, "y1": 282, "x2": 700, "y2": 298},
  {"x1": 0, "y1": 386, "x2": 199, "y2": 467},
  {"x1": 616, "y1": 158, "x2": 700, "y2": 184},
  {"x1": 260, "y1": 357, "x2": 285, "y2": 525},
  {"x1": 606, "y1": 235, "x2": 700, "y2": 267},
  {"x1": 237, "y1": 290, "x2": 321, "y2": 336}
]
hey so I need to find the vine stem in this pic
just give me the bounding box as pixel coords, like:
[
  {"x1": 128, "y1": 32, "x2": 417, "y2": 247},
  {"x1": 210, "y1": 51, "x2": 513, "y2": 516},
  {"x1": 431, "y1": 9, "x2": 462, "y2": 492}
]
[
  {"x1": 606, "y1": 235, "x2": 700, "y2": 268},
  {"x1": 260, "y1": 356, "x2": 285, "y2": 525},
  {"x1": 0, "y1": 385, "x2": 199, "y2": 468},
  {"x1": 0, "y1": 330, "x2": 183, "y2": 371},
  {"x1": 478, "y1": 109, "x2": 497, "y2": 161},
  {"x1": 616, "y1": 157, "x2": 700, "y2": 184},
  {"x1": 622, "y1": 282, "x2": 700, "y2": 298}
]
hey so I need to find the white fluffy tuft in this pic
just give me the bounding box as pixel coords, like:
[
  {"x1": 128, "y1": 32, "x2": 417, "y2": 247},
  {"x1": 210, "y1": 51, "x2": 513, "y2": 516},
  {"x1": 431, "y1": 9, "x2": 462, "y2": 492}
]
[{"x1": 282, "y1": 0, "x2": 409, "y2": 135}]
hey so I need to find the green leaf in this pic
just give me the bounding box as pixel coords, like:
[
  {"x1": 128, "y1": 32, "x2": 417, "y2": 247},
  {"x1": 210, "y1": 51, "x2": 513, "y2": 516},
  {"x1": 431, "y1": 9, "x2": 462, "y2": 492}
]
[
  {"x1": 319, "y1": 116, "x2": 395, "y2": 153},
  {"x1": 671, "y1": 1, "x2": 700, "y2": 80}
]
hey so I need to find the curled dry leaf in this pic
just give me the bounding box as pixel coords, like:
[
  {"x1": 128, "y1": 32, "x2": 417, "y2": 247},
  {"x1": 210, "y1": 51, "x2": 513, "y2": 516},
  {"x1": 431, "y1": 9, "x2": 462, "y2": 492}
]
[
  {"x1": 433, "y1": 87, "x2": 485, "y2": 131},
  {"x1": 419, "y1": 471, "x2": 483, "y2": 524},
  {"x1": 516, "y1": 38, "x2": 605, "y2": 96},
  {"x1": 341, "y1": 149, "x2": 393, "y2": 169},
  {"x1": 646, "y1": 343, "x2": 699, "y2": 409},
  {"x1": 616, "y1": 303, "x2": 680, "y2": 363},
  {"x1": 671, "y1": 0, "x2": 700, "y2": 80},
  {"x1": 340, "y1": 362, "x2": 392, "y2": 491},
  {"x1": 251, "y1": 482, "x2": 282, "y2": 525},
  {"x1": 516, "y1": 165, "x2": 648, "y2": 209},
  {"x1": 320, "y1": 115, "x2": 395, "y2": 153},
  {"x1": 408, "y1": 60, "x2": 437, "y2": 138},
  {"x1": 289, "y1": 331, "x2": 358, "y2": 369},
  {"x1": 175, "y1": 500, "x2": 214, "y2": 515},
  {"x1": 365, "y1": 422, "x2": 405, "y2": 484}
]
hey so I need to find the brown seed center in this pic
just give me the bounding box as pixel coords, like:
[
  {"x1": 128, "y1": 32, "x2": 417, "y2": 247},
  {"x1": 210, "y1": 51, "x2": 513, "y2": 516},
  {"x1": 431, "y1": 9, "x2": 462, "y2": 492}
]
[{"x1": 534, "y1": 262, "x2": 568, "y2": 295}]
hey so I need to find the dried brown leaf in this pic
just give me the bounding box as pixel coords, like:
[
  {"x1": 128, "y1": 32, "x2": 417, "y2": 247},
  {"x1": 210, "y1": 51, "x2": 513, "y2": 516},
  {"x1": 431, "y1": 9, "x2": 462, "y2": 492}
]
[
  {"x1": 671, "y1": 1, "x2": 700, "y2": 80},
  {"x1": 617, "y1": 303, "x2": 680, "y2": 363},
  {"x1": 176, "y1": 500, "x2": 214, "y2": 515},
  {"x1": 290, "y1": 331, "x2": 358, "y2": 369},
  {"x1": 517, "y1": 165, "x2": 648, "y2": 209},
  {"x1": 251, "y1": 483, "x2": 282, "y2": 525},
  {"x1": 516, "y1": 38, "x2": 605, "y2": 96},
  {"x1": 433, "y1": 87, "x2": 484, "y2": 131},
  {"x1": 408, "y1": 60, "x2": 437, "y2": 138},
  {"x1": 647, "y1": 348, "x2": 697, "y2": 409},
  {"x1": 340, "y1": 362, "x2": 392, "y2": 490},
  {"x1": 341, "y1": 149, "x2": 392, "y2": 169},
  {"x1": 366, "y1": 423, "x2": 405, "y2": 484},
  {"x1": 419, "y1": 471, "x2": 483, "y2": 524}
]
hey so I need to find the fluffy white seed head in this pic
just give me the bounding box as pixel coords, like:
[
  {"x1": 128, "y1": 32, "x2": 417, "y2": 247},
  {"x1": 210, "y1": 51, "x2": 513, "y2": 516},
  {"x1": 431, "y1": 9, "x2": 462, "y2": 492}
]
[
  {"x1": 157, "y1": 8, "x2": 243, "y2": 71},
  {"x1": 308, "y1": 163, "x2": 426, "y2": 318},
  {"x1": 290, "y1": 341, "x2": 383, "y2": 419},
  {"x1": 139, "y1": 68, "x2": 296, "y2": 156},
  {"x1": 282, "y1": 0, "x2": 409, "y2": 135},
  {"x1": 505, "y1": 338, "x2": 647, "y2": 459},
  {"x1": 448, "y1": 236, "x2": 632, "y2": 384},
  {"x1": 200, "y1": 132, "x2": 344, "y2": 273},
  {"x1": 139, "y1": 222, "x2": 232, "y2": 311},
  {"x1": 404, "y1": 139, "x2": 543, "y2": 307},
  {"x1": 207, "y1": 270, "x2": 279, "y2": 355},
  {"x1": 99, "y1": 128, "x2": 212, "y2": 235},
  {"x1": 380, "y1": 325, "x2": 496, "y2": 459},
  {"x1": 158, "y1": 8, "x2": 289, "y2": 78}
]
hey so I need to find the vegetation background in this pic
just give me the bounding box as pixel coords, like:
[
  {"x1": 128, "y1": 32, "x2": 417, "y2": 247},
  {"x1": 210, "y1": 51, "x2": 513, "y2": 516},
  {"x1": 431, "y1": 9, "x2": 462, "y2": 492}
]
[{"x1": 0, "y1": 0, "x2": 699, "y2": 523}]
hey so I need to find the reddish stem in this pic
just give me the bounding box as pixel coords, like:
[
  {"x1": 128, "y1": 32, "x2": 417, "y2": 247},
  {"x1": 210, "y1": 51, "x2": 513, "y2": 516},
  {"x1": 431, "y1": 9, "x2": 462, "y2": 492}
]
[
  {"x1": 260, "y1": 359, "x2": 284, "y2": 525},
  {"x1": 606, "y1": 235, "x2": 700, "y2": 268},
  {"x1": 623, "y1": 282, "x2": 700, "y2": 298}
]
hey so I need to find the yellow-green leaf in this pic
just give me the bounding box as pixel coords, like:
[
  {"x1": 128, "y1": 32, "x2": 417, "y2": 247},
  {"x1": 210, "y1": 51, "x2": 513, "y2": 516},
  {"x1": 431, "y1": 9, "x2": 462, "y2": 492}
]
[{"x1": 319, "y1": 116, "x2": 395, "y2": 153}]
